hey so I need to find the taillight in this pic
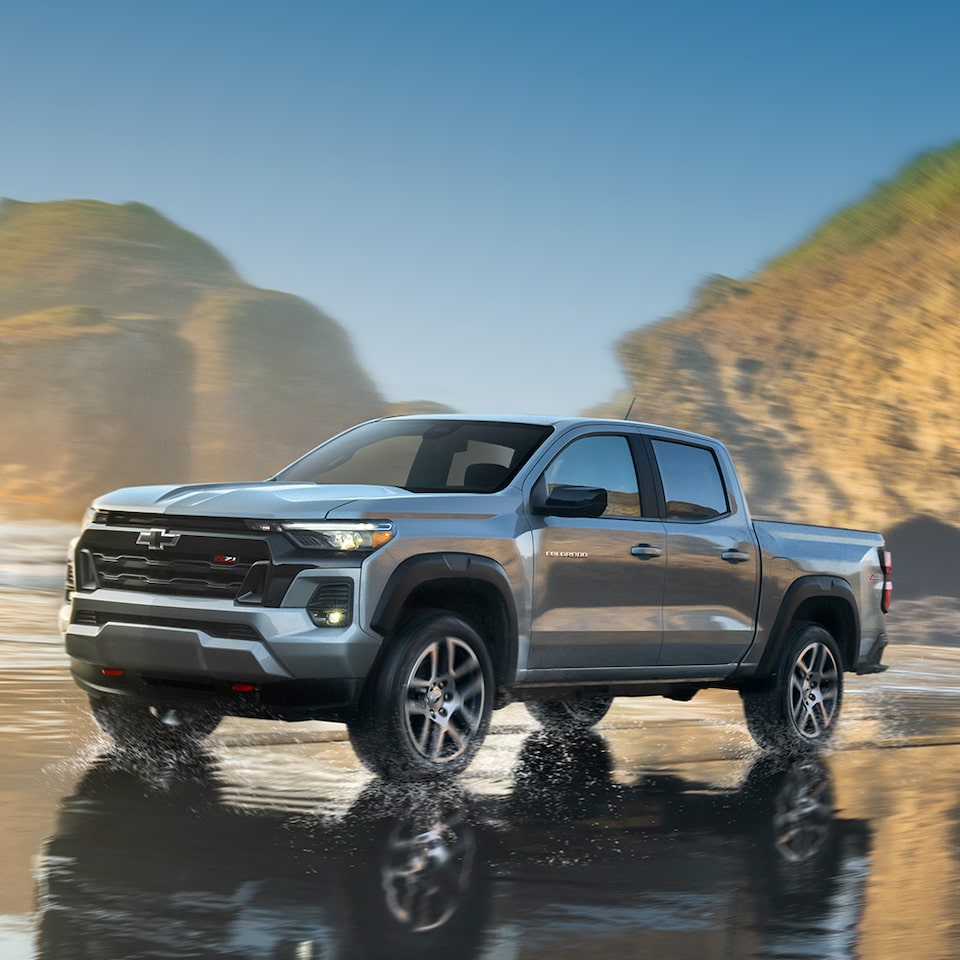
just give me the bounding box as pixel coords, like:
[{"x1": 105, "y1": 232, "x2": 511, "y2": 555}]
[{"x1": 879, "y1": 548, "x2": 892, "y2": 614}]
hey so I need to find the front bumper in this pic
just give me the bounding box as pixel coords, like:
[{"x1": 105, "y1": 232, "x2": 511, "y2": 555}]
[{"x1": 62, "y1": 586, "x2": 382, "y2": 721}]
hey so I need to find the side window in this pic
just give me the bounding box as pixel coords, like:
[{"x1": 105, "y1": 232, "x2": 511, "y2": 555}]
[
  {"x1": 651, "y1": 439, "x2": 728, "y2": 520},
  {"x1": 542, "y1": 435, "x2": 641, "y2": 517}
]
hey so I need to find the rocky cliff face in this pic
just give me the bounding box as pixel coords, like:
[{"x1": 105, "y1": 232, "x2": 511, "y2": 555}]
[
  {"x1": 605, "y1": 143, "x2": 960, "y2": 533},
  {"x1": 0, "y1": 200, "x2": 383, "y2": 519}
]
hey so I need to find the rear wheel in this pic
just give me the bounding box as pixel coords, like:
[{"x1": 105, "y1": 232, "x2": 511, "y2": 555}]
[
  {"x1": 89, "y1": 696, "x2": 222, "y2": 753},
  {"x1": 348, "y1": 611, "x2": 494, "y2": 781},
  {"x1": 742, "y1": 622, "x2": 843, "y2": 751},
  {"x1": 525, "y1": 696, "x2": 613, "y2": 731}
]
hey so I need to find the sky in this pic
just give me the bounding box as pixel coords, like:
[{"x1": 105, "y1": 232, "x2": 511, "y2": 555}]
[{"x1": 3, "y1": 0, "x2": 960, "y2": 415}]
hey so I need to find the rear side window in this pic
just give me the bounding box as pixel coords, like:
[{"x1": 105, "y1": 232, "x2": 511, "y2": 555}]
[{"x1": 650, "y1": 439, "x2": 728, "y2": 521}]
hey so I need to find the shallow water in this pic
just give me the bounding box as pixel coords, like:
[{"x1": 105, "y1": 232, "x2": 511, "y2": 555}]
[
  {"x1": 2, "y1": 530, "x2": 960, "y2": 959},
  {"x1": 2, "y1": 636, "x2": 960, "y2": 959}
]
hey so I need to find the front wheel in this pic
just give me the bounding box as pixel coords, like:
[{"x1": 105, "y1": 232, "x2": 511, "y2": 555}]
[
  {"x1": 348, "y1": 611, "x2": 494, "y2": 781},
  {"x1": 742, "y1": 622, "x2": 843, "y2": 752},
  {"x1": 89, "y1": 696, "x2": 222, "y2": 754}
]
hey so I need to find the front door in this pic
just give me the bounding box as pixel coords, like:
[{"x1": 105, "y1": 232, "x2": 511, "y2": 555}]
[{"x1": 527, "y1": 433, "x2": 666, "y2": 674}]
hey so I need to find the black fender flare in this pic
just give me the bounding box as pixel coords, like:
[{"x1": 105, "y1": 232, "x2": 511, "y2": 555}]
[
  {"x1": 754, "y1": 575, "x2": 861, "y2": 677},
  {"x1": 371, "y1": 552, "x2": 520, "y2": 684}
]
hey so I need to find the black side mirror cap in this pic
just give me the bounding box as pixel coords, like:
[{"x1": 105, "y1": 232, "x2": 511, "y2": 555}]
[{"x1": 532, "y1": 484, "x2": 607, "y2": 518}]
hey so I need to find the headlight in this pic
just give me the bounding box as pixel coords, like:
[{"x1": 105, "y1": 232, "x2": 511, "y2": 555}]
[
  {"x1": 279, "y1": 520, "x2": 395, "y2": 553},
  {"x1": 80, "y1": 506, "x2": 97, "y2": 531}
]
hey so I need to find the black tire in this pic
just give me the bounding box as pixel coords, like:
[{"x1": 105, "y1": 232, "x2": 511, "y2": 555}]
[
  {"x1": 742, "y1": 622, "x2": 844, "y2": 752},
  {"x1": 347, "y1": 611, "x2": 494, "y2": 781},
  {"x1": 89, "y1": 696, "x2": 222, "y2": 754},
  {"x1": 525, "y1": 696, "x2": 613, "y2": 731}
]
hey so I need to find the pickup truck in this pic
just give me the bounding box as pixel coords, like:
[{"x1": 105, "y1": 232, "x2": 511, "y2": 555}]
[{"x1": 61, "y1": 415, "x2": 892, "y2": 779}]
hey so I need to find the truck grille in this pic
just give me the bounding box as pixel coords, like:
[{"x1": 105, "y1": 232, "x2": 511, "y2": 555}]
[
  {"x1": 79, "y1": 524, "x2": 271, "y2": 601},
  {"x1": 91, "y1": 553, "x2": 253, "y2": 598}
]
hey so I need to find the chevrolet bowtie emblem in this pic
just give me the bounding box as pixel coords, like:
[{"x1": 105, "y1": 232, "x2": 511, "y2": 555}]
[{"x1": 136, "y1": 529, "x2": 182, "y2": 550}]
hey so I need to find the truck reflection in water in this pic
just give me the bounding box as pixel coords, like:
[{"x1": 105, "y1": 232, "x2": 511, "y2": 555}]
[{"x1": 36, "y1": 734, "x2": 870, "y2": 959}]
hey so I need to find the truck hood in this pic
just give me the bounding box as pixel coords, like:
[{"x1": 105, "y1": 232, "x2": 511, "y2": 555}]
[
  {"x1": 92, "y1": 482, "x2": 415, "y2": 519},
  {"x1": 91, "y1": 481, "x2": 511, "y2": 520}
]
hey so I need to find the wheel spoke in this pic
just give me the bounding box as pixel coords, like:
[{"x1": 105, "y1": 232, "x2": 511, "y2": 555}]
[
  {"x1": 812, "y1": 700, "x2": 830, "y2": 730},
  {"x1": 445, "y1": 723, "x2": 467, "y2": 750},
  {"x1": 794, "y1": 696, "x2": 811, "y2": 731},
  {"x1": 428, "y1": 725, "x2": 447, "y2": 760},
  {"x1": 444, "y1": 636, "x2": 458, "y2": 677},
  {"x1": 426, "y1": 642, "x2": 440, "y2": 683},
  {"x1": 815, "y1": 643, "x2": 830, "y2": 677},
  {"x1": 456, "y1": 705, "x2": 479, "y2": 733},
  {"x1": 457, "y1": 674, "x2": 484, "y2": 703},
  {"x1": 415, "y1": 717, "x2": 432, "y2": 752},
  {"x1": 453, "y1": 653, "x2": 477, "y2": 680}
]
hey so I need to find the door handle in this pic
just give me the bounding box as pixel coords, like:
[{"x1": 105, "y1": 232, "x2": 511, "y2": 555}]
[
  {"x1": 631, "y1": 545, "x2": 663, "y2": 559},
  {"x1": 721, "y1": 550, "x2": 750, "y2": 563}
]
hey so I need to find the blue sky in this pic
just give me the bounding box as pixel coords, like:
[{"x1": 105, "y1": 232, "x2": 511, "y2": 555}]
[{"x1": 3, "y1": 1, "x2": 960, "y2": 414}]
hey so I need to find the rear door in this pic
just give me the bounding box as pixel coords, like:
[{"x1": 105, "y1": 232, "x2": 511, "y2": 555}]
[
  {"x1": 527, "y1": 429, "x2": 666, "y2": 674},
  {"x1": 647, "y1": 436, "x2": 760, "y2": 666}
]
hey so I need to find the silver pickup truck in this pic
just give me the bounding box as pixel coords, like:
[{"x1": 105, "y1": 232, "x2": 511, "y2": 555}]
[{"x1": 61, "y1": 416, "x2": 892, "y2": 779}]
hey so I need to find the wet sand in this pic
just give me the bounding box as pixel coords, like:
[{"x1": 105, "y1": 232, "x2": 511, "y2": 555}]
[
  {"x1": 3, "y1": 634, "x2": 960, "y2": 959},
  {"x1": 2, "y1": 552, "x2": 960, "y2": 959}
]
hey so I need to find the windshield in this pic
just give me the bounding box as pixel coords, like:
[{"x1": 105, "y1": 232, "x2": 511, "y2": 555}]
[{"x1": 274, "y1": 419, "x2": 554, "y2": 492}]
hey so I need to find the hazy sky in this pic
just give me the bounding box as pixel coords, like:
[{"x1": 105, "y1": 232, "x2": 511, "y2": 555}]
[{"x1": 4, "y1": 1, "x2": 960, "y2": 414}]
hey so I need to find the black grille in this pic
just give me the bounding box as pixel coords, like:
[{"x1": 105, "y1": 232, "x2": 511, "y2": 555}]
[
  {"x1": 79, "y1": 525, "x2": 271, "y2": 600},
  {"x1": 92, "y1": 553, "x2": 252, "y2": 598},
  {"x1": 72, "y1": 609, "x2": 262, "y2": 642}
]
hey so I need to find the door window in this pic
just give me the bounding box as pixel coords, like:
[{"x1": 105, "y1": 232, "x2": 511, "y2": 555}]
[
  {"x1": 542, "y1": 435, "x2": 641, "y2": 517},
  {"x1": 651, "y1": 439, "x2": 728, "y2": 520}
]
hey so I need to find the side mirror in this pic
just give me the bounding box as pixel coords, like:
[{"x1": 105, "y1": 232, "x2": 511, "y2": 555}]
[{"x1": 532, "y1": 484, "x2": 607, "y2": 518}]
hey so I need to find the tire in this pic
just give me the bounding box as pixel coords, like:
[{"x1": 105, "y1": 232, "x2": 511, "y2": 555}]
[
  {"x1": 742, "y1": 622, "x2": 843, "y2": 752},
  {"x1": 348, "y1": 611, "x2": 494, "y2": 781},
  {"x1": 89, "y1": 696, "x2": 222, "y2": 754},
  {"x1": 525, "y1": 696, "x2": 613, "y2": 731}
]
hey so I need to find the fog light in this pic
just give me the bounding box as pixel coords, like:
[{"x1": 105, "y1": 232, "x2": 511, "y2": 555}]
[{"x1": 306, "y1": 580, "x2": 353, "y2": 628}]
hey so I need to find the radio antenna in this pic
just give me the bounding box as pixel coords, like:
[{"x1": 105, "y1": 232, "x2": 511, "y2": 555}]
[{"x1": 624, "y1": 395, "x2": 637, "y2": 420}]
